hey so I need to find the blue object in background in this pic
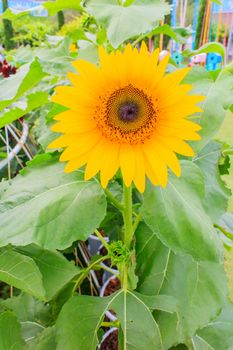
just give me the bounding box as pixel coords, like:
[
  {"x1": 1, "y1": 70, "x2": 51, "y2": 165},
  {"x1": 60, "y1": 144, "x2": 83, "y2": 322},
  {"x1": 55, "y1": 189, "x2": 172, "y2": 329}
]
[
  {"x1": 212, "y1": 0, "x2": 233, "y2": 13},
  {"x1": 192, "y1": 0, "x2": 200, "y2": 49},
  {"x1": 171, "y1": 0, "x2": 177, "y2": 54},
  {"x1": 206, "y1": 53, "x2": 222, "y2": 71},
  {"x1": 172, "y1": 51, "x2": 183, "y2": 66}
]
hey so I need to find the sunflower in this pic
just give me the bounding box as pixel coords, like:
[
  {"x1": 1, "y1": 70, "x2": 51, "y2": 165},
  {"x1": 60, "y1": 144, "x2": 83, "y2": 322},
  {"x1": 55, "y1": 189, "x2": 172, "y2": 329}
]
[{"x1": 48, "y1": 43, "x2": 204, "y2": 192}]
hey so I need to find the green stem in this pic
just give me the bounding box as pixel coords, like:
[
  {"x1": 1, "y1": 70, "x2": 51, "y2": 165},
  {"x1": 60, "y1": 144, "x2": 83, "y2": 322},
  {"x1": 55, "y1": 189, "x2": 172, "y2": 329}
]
[
  {"x1": 95, "y1": 264, "x2": 119, "y2": 276},
  {"x1": 101, "y1": 320, "x2": 120, "y2": 328},
  {"x1": 133, "y1": 213, "x2": 142, "y2": 233},
  {"x1": 104, "y1": 188, "x2": 125, "y2": 212},
  {"x1": 94, "y1": 229, "x2": 109, "y2": 251},
  {"x1": 122, "y1": 184, "x2": 133, "y2": 248},
  {"x1": 72, "y1": 255, "x2": 109, "y2": 293},
  {"x1": 214, "y1": 224, "x2": 233, "y2": 241}
]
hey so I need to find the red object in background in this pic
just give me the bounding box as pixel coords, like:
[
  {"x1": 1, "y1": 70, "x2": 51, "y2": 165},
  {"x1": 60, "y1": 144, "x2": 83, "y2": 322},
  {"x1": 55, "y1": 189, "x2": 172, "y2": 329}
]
[{"x1": 0, "y1": 59, "x2": 17, "y2": 78}]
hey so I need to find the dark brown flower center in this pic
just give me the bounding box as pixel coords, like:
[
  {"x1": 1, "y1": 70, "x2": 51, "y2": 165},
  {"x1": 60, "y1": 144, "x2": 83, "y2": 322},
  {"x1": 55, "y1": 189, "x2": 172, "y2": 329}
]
[{"x1": 118, "y1": 101, "x2": 139, "y2": 123}]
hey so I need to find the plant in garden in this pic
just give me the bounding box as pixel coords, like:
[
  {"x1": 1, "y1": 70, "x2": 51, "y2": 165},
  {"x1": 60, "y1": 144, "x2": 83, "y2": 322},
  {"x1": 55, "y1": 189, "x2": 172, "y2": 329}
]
[
  {"x1": 0, "y1": 59, "x2": 17, "y2": 78},
  {"x1": 0, "y1": 0, "x2": 233, "y2": 349}
]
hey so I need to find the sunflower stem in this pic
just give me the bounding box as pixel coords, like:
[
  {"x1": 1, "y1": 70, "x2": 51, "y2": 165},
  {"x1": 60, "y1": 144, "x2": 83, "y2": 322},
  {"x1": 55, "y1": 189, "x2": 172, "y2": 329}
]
[
  {"x1": 94, "y1": 229, "x2": 109, "y2": 251},
  {"x1": 123, "y1": 184, "x2": 134, "y2": 249},
  {"x1": 104, "y1": 188, "x2": 125, "y2": 212},
  {"x1": 133, "y1": 213, "x2": 142, "y2": 233}
]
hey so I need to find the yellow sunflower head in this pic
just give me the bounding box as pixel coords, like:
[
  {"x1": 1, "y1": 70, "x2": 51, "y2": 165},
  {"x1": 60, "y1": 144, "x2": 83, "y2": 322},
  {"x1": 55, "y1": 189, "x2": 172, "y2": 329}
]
[{"x1": 48, "y1": 43, "x2": 204, "y2": 192}]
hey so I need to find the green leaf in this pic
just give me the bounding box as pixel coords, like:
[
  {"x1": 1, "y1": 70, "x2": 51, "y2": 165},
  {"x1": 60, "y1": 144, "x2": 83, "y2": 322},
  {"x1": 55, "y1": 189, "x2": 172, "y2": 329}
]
[
  {"x1": 0, "y1": 92, "x2": 49, "y2": 128},
  {"x1": 136, "y1": 223, "x2": 227, "y2": 349},
  {"x1": 184, "y1": 42, "x2": 225, "y2": 61},
  {"x1": 87, "y1": 0, "x2": 171, "y2": 48},
  {"x1": 223, "y1": 160, "x2": 233, "y2": 212},
  {"x1": 141, "y1": 161, "x2": 221, "y2": 262},
  {"x1": 56, "y1": 295, "x2": 112, "y2": 350},
  {"x1": 1, "y1": 293, "x2": 50, "y2": 324},
  {"x1": 110, "y1": 290, "x2": 163, "y2": 350},
  {"x1": 43, "y1": 0, "x2": 82, "y2": 16},
  {"x1": 0, "y1": 59, "x2": 47, "y2": 112},
  {"x1": 0, "y1": 248, "x2": 45, "y2": 299},
  {"x1": 0, "y1": 312, "x2": 24, "y2": 350},
  {"x1": 1, "y1": 6, "x2": 44, "y2": 21},
  {"x1": 0, "y1": 154, "x2": 107, "y2": 250},
  {"x1": 151, "y1": 24, "x2": 185, "y2": 44},
  {"x1": 196, "y1": 303, "x2": 233, "y2": 350},
  {"x1": 26, "y1": 326, "x2": 56, "y2": 350},
  {"x1": 15, "y1": 245, "x2": 80, "y2": 300},
  {"x1": 185, "y1": 67, "x2": 233, "y2": 151},
  {"x1": 1, "y1": 294, "x2": 52, "y2": 345},
  {"x1": 56, "y1": 291, "x2": 163, "y2": 350},
  {"x1": 35, "y1": 38, "x2": 74, "y2": 76},
  {"x1": 194, "y1": 141, "x2": 231, "y2": 221}
]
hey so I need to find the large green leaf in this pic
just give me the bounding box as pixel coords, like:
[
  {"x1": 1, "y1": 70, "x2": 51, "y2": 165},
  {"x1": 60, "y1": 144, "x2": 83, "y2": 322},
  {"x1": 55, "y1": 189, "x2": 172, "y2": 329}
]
[
  {"x1": 0, "y1": 154, "x2": 107, "y2": 250},
  {"x1": 0, "y1": 248, "x2": 45, "y2": 299},
  {"x1": 56, "y1": 290, "x2": 166, "y2": 350},
  {"x1": 1, "y1": 294, "x2": 52, "y2": 346},
  {"x1": 136, "y1": 223, "x2": 227, "y2": 349},
  {"x1": 185, "y1": 66, "x2": 233, "y2": 151},
  {"x1": 26, "y1": 327, "x2": 56, "y2": 350},
  {"x1": 195, "y1": 303, "x2": 233, "y2": 350},
  {"x1": 110, "y1": 291, "x2": 163, "y2": 350},
  {"x1": 15, "y1": 245, "x2": 80, "y2": 300},
  {"x1": 0, "y1": 59, "x2": 47, "y2": 112},
  {"x1": 194, "y1": 141, "x2": 231, "y2": 222},
  {"x1": 35, "y1": 38, "x2": 74, "y2": 76},
  {"x1": 141, "y1": 161, "x2": 221, "y2": 262},
  {"x1": 56, "y1": 295, "x2": 111, "y2": 350},
  {"x1": 1, "y1": 293, "x2": 50, "y2": 324},
  {"x1": 0, "y1": 312, "x2": 24, "y2": 350},
  {"x1": 43, "y1": 0, "x2": 82, "y2": 15},
  {"x1": 87, "y1": 0, "x2": 171, "y2": 48},
  {"x1": 0, "y1": 92, "x2": 49, "y2": 129}
]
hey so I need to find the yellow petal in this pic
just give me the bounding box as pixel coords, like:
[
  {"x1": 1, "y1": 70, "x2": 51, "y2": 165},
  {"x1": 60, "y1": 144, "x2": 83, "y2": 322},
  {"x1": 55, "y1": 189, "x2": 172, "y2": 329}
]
[
  {"x1": 142, "y1": 142, "x2": 168, "y2": 187},
  {"x1": 64, "y1": 154, "x2": 87, "y2": 173},
  {"x1": 146, "y1": 138, "x2": 181, "y2": 177},
  {"x1": 157, "y1": 135, "x2": 195, "y2": 157},
  {"x1": 60, "y1": 131, "x2": 101, "y2": 161},
  {"x1": 133, "y1": 146, "x2": 146, "y2": 192},
  {"x1": 85, "y1": 139, "x2": 110, "y2": 180},
  {"x1": 120, "y1": 144, "x2": 135, "y2": 187},
  {"x1": 51, "y1": 119, "x2": 95, "y2": 133},
  {"x1": 48, "y1": 134, "x2": 77, "y2": 149},
  {"x1": 100, "y1": 142, "x2": 120, "y2": 188}
]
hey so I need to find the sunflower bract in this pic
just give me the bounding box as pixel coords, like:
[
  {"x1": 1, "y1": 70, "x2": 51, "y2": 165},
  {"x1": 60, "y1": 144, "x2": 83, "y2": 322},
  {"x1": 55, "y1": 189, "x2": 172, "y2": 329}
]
[{"x1": 48, "y1": 43, "x2": 204, "y2": 192}]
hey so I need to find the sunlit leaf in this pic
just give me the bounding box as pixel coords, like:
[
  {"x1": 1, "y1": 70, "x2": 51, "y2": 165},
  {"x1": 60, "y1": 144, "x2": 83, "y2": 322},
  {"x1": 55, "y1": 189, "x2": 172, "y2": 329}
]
[
  {"x1": 141, "y1": 161, "x2": 221, "y2": 262},
  {"x1": 15, "y1": 245, "x2": 80, "y2": 300},
  {"x1": 0, "y1": 154, "x2": 106, "y2": 250},
  {"x1": 194, "y1": 141, "x2": 231, "y2": 221},
  {"x1": 0, "y1": 59, "x2": 47, "y2": 112},
  {"x1": 43, "y1": 0, "x2": 82, "y2": 16},
  {"x1": 0, "y1": 92, "x2": 49, "y2": 128},
  {"x1": 195, "y1": 303, "x2": 233, "y2": 349},
  {"x1": 136, "y1": 223, "x2": 227, "y2": 349},
  {"x1": 87, "y1": 0, "x2": 171, "y2": 48},
  {"x1": 56, "y1": 290, "x2": 168, "y2": 349},
  {"x1": 185, "y1": 67, "x2": 233, "y2": 151}
]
